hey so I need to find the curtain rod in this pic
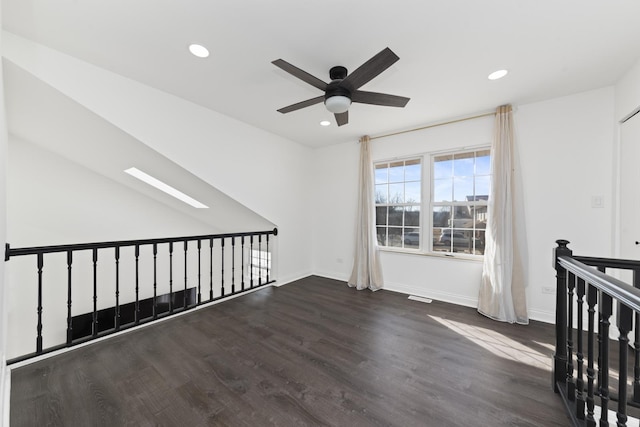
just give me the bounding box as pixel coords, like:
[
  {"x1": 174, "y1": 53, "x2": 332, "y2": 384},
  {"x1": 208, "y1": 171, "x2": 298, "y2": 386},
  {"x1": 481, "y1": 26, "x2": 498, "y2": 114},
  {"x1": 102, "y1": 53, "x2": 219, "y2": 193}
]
[{"x1": 369, "y1": 111, "x2": 496, "y2": 141}]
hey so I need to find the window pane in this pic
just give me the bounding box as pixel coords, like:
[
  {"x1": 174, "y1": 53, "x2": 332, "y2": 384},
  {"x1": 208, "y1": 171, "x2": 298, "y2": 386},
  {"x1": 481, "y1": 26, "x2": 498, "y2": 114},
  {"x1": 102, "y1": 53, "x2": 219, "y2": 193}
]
[
  {"x1": 450, "y1": 229, "x2": 473, "y2": 253},
  {"x1": 376, "y1": 227, "x2": 386, "y2": 246},
  {"x1": 404, "y1": 228, "x2": 420, "y2": 249},
  {"x1": 388, "y1": 206, "x2": 403, "y2": 226},
  {"x1": 376, "y1": 206, "x2": 387, "y2": 226},
  {"x1": 388, "y1": 183, "x2": 404, "y2": 203},
  {"x1": 389, "y1": 161, "x2": 404, "y2": 183},
  {"x1": 375, "y1": 164, "x2": 388, "y2": 184},
  {"x1": 432, "y1": 206, "x2": 451, "y2": 228},
  {"x1": 405, "y1": 181, "x2": 421, "y2": 203},
  {"x1": 433, "y1": 178, "x2": 452, "y2": 202},
  {"x1": 470, "y1": 205, "x2": 488, "y2": 227},
  {"x1": 433, "y1": 155, "x2": 453, "y2": 179},
  {"x1": 475, "y1": 175, "x2": 490, "y2": 198},
  {"x1": 453, "y1": 152, "x2": 474, "y2": 176},
  {"x1": 452, "y1": 205, "x2": 472, "y2": 225},
  {"x1": 388, "y1": 228, "x2": 402, "y2": 247},
  {"x1": 476, "y1": 150, "x2": 491, "y2": 175},
  {"x1": 430, "y1": 149, "x2": 491, "y2": 255},
  {"x1": 434, "y1": 228, "x2": 453, "y2": 252},
  {"x1": 375, "y1": 184, "x2": 388, "y2": 203},
  {"x1": 405, "y1": 206, "x2": 420, "y2": 227},
  {"x1": 453, "y1": 176, "x2": 473, "y2": 202},
  {"x1": 405, "y1": 159, "x2": 421, "y2": 181},
  {"x1": 474, "y1": 230, "x2": 486, "y2": 255}
]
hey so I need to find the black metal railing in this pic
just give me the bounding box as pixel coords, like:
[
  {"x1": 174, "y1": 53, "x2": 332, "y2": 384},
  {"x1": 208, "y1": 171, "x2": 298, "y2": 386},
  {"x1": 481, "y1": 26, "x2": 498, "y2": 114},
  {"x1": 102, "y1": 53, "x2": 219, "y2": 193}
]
[
  {"x1": 554, "y1": 239, "x2": 640, "y2": 426},
  {"x1": 4, "y1": 228, "x2": 277, "y2": 364}
]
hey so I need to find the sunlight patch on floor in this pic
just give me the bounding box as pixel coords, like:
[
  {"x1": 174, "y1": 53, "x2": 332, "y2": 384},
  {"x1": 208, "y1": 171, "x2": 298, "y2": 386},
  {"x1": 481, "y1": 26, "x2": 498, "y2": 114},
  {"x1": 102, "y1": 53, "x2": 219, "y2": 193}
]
[{"x1": 428, "y1": 315, "x2": 551, "y2": 371}]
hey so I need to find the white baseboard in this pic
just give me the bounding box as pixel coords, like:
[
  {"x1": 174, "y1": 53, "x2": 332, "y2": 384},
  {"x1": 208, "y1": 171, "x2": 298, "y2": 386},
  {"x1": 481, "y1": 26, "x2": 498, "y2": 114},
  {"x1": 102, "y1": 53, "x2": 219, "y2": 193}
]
[
  {"x1": 382, "y1": 280, "x2": 479, "y2": 309},
  {"x1": 311, "y1": 270, "x2": 349, "y2": 283},
  {"x1": 1, "y1": 358, "x2": 9, "y2": 427},
  {"x1": 527, "y1": 308, "x2": 555, "y2": 324},
  {"x1": 274, "y1": 271, "x2": 314, "y2": 287}
]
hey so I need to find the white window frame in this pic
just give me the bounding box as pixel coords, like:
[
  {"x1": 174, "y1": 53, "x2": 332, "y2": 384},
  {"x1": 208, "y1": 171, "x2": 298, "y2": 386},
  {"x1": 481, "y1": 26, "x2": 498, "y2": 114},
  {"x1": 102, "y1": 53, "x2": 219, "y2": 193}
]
[
  {"x1": 374, "y1": 157, "x2": 422, "y2": 251},
  {"x1": 374, "y1": 145, "x2": 491, "y2": 259}
]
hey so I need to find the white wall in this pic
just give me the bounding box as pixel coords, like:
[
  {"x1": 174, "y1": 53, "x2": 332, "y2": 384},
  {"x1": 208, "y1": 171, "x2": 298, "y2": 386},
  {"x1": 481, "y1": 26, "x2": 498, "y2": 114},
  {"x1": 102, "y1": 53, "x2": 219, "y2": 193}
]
[
  {"x1": 517, "y1": 87, "x2": 615, "y2": 320},
  {"x1": 0, "y1": 43, "x2": 7, "y2": 427},
  {"x1": 2, "y1": 32, "x2": 313, "y2": 284},
  {"x1": 615, "y1": 57, "x2": 640, "y2": 121},
  {"x1": 312, "y1": 87, "x2": 616, "y2": 323}
]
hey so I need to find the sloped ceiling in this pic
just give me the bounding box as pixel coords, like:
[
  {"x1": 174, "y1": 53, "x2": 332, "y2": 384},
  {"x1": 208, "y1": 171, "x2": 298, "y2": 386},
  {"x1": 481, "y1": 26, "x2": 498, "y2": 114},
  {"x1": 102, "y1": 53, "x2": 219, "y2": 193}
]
[
  {"x1": 3, "y1": 0, "x2": 640, "y2": 148},
  {"x1": 3, "y1": 59, "x2": 275, "y2": 234}
]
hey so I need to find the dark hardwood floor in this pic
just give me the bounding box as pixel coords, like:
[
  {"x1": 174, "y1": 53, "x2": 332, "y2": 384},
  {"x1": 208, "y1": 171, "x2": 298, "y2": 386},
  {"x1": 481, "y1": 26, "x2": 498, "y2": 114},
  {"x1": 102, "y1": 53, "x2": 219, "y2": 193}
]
[{"x1": 10, "y1": 276, "x2": 570, "y2": 426}]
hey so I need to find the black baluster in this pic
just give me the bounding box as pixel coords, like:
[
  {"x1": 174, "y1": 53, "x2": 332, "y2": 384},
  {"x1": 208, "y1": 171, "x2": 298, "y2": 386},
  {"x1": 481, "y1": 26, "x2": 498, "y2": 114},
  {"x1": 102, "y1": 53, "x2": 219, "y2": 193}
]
[
  {"x1": 586, "y1": 284, "x2": 597, "y2": 427},
  {"x1": 184, "y1": 240, "x2": 188, "y2": 309},
  {"x1": 576, "y1": 277, "x2": 586, "y2": 419},
  {"x1": 633, "y1": 269, "x2": 640, "y2": 403},
  {"x1": 197, "y1": 240, "x2": 202, "y2": 304},
  {"x1": 250, "y1": 235, "x2": 254, "y2": 288},
  {"x1": 567, "y1": 272, "x2": 576, "y2": 401},
  {"x1": 66, "y1": 251, "x2": 73, "y2": 345},
  {"x1": 153, "y1": 243, "x2": 157, "y2": 320},
  {"x1": 617, "y1": 303, "x2": 633, "y2": 427},
  {"x1": 231, "y1": 237, "x2": 235, "y2": 294},
  {"x1": 266, "y1": 234, "x2": 270, "y2": 283},
  {"x1": 135, "y1": 244, "x2": 140, "y2": 325},
  {"x1": 115, "y1": 246, "x2": 121, "y2": 331},
  {"x1": 241, "y1": 236, "x2": 245, "y2": 291},
  {"x1": 92, "y1": 248, "x2": 98, "y2": 338},
  {"x1": 553, "y1": 240, "x2": 571, "y2": 391},
  {"x1": 36, "y1": 253, "x2": 44, "y2": 354},
  {"x1": 169, "y1": 242, "x2": 174, "y2": 314},
  {"x1": 258, "y1": 234, "x2": 262, "y2": 286},
  {"x1": 209, "y1": 238, "x2": 213, "y2": 301},
  {"x1": 597, "y1": 266, "x2": 606, "y2": 395},
  {"x1": 221, "y1": 238, "x2": 225, "y2": 296},
  {"x1": 599, "y1": 292, "x2": 613, "y2": 427}
]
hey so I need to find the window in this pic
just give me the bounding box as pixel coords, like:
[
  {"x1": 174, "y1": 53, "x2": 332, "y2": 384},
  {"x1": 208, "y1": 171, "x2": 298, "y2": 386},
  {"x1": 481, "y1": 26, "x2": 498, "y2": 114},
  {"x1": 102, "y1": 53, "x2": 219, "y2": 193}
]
[
  {"x1": 374, "y1": 148, "x2": 491, "y2": 257},
  {"x1": 432, "y1": 149, "x2": 490, "y2": 255},
  {"x1": 375, "y1": 159, "x2": 421, "y2": 249}
]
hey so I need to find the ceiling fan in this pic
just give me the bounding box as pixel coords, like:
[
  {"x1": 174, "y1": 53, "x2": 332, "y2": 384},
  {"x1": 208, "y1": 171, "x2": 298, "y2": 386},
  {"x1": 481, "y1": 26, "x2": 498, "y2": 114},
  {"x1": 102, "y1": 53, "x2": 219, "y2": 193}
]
[{"x1": 272, "y1": 47, "x2": 410, "y2": 126}]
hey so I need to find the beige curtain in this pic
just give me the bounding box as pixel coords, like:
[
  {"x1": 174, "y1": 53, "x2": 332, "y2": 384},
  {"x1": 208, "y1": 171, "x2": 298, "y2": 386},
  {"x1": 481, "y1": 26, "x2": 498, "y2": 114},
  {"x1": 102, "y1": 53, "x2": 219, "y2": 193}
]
[
  {"x1": 348, "y1": 135, "x2": 383, "y2": 291},
  {"x1": 477, "y1": 105, "x2": 528, "y2": 324}
]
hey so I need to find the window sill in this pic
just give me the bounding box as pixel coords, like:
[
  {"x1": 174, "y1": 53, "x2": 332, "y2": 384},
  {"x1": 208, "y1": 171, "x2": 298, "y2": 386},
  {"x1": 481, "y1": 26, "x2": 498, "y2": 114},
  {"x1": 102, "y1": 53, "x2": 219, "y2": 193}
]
[{"x1": 378, "y1": 247, "x2": 483, "y2": 263}]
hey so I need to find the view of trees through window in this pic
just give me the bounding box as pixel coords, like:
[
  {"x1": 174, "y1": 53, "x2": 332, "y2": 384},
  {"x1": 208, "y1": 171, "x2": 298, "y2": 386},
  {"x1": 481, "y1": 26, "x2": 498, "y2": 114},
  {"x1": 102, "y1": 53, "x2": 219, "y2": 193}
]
[
  {"x1": 432, "y1": 149, "x2": 490, "y2": 255},
  {"x1": 375, "y1": 159, "x2": 421, "y2": 249},
  {"x1": 374, "y1": 148, "x2": 491, "y2": 256}
]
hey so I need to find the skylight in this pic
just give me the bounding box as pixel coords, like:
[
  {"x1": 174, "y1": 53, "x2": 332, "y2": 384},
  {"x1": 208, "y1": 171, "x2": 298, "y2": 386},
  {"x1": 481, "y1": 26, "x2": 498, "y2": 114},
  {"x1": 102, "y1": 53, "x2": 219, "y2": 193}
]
[{"x1": 124, "y1": 167, "x2": 209, "y2": 209}]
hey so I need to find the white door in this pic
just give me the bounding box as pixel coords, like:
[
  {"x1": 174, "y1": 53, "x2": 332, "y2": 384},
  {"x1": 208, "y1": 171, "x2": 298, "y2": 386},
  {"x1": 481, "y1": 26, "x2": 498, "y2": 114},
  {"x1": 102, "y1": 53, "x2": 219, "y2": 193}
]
[{"x1": 620, "y1": 112, "x2": 640, "y2": 262}]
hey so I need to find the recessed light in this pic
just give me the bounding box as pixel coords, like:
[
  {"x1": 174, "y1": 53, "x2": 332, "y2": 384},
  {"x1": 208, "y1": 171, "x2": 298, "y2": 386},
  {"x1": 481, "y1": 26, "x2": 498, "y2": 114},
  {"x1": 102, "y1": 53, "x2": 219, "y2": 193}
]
[
  {"x1": 488, "y1": 69, "x2": 508, "y2": 80},
  {"x1": 124, "y1": 167, "x2": 209, "y2": 209},
  {"x1": 188, "y1": 44, "x2": 209, "y2": 58},
  {"x1": 320, "y1": 120, "x2": 331, "y2": 127}
]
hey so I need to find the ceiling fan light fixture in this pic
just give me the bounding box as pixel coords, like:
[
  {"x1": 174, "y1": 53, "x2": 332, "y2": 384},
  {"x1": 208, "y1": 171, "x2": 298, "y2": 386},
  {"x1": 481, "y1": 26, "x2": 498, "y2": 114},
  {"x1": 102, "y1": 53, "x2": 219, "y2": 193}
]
[{"x1": 325, "y1": 95, "x2": 351, "y2": 114}]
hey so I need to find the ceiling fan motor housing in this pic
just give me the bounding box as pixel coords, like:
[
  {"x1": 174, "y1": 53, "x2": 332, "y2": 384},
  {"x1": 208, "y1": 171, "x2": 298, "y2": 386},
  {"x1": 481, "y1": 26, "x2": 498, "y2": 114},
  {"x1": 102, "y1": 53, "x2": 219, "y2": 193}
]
[{"x1": 326, "y1": 66, "x2": 352, "y2": 101}]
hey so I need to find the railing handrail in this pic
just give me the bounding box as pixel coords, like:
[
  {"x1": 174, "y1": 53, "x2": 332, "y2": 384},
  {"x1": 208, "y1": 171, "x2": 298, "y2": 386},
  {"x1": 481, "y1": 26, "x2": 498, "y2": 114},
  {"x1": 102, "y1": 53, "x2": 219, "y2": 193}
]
[
  {"x1": 558, "y1": 255, "x2": 640, "y2": 312},
  {"x1": 5, "y1": 228, "x2": 278, "y2": 259},
  {"x1": 573, "y1": 254, "x2": 640, "y2": 271}
]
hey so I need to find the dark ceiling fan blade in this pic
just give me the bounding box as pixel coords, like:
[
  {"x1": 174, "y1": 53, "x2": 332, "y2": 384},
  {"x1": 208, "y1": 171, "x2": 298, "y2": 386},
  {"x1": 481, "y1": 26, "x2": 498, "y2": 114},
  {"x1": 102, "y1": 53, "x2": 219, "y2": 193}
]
[
  {"x1": 277, "y1": 96, "x2": 325, "y2": 114},
  {"x1": 335, "y1": 111, "x2": 348, "y2": 127},
  {"x1": 351, "y1": 90, "x2": 410, "y2": 108},
  {"x1": 340, "y1": 47, "x2": 399, "y2": 90},
  {"x1": 272, "y1": 59, "x2": 328, "y2": 91}
]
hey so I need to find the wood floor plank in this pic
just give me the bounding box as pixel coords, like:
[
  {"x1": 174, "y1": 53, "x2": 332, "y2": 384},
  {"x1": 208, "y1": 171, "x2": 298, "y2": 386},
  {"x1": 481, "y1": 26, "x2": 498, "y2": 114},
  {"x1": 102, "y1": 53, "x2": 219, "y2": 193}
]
[{"x1": 10, "y1": 276, "x2": 570, "y2": 426}]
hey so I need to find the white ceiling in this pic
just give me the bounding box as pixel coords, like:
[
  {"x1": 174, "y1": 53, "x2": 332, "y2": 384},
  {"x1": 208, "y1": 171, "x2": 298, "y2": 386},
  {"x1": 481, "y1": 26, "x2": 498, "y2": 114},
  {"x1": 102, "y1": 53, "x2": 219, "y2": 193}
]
[{"x1": 3, "y1": 0, "x2": 640, "y2": 148}]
